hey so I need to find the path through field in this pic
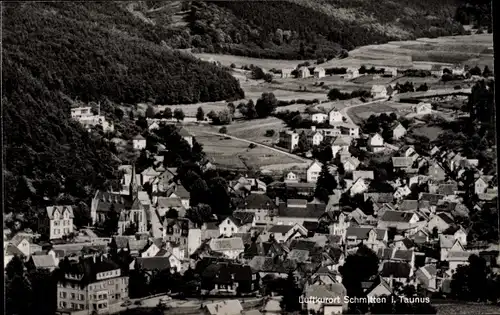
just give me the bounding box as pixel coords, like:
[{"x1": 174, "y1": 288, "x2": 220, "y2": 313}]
[
  {"x1": 193, "y1": 130, "x2": 311, "y2": 163},
  {"x1": 341, "y1": 98, "x2": 389, "y2": 126}
]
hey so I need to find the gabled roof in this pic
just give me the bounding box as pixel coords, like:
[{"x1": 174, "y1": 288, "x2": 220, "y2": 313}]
[
  {"x1": 436, "y1": 212, "x2": 454, "y2": 225},
  {"x1": 135, "y1": 257, "x2": 171, "y2": 271},
  {"x1": 157, "y1": 197, "x2": 184, "y2": 209},
  {"x1": 380, "y1": 261, "x2": 411, "y2": 278},
  {"x1": 31, "y1": 255, "x2": 57, "y2": 268},
  {"x1": 331, "y1": 136, "x2": 352, "y2": 146},
  {"x1": 132, "y1": 134, "x2": 146, "y2": 140},
  {"x1": 277, "y1": 200, "x2": 326, "y2": 218},
  {"x1": 248, "y1": 256, "x2": 297, "y2": 273},
  {"x1": 304, "y1": 284, "x2": 346, "y2": 304},
  {"x1": 287, "y1": 249, "x2": 310, "y2": 263},
  {"x1": 398, "y1": 199, "x2": 419, "y2": 211},
  {"x1": 205, "y1": 300, "x2": 243, "y2": 315},
  {"x1": 141, "y1": 167, "x2": 160, "y2": 176},
  {"x1": 46, "y1": 205, "x2": 74, "y2": 220},
  {"x1": 353, "y1": 171, "x2": 374, "y2": 181},
  {"x1": 268, "y1": 225, "x2": 295, "y2": 234},
  {"x1": 346, "y1": 227, "x2": 386, "y2": 240},
  {"x1": 238, "y1": 194, "x2": 276, "y2": 210},
  {"x1": 419, "y1": 193, "x2": 445, "y2": 206},
  {"x1": 178, "y1": 127, "x2": 193, "y2": 137},
  {"x1": 380, "y1": 210, "x2": 416, "y2": 223},
  {"x1": 229, "y1": 211, "x2": 256, "y2": 226},
  {"x1": 364, "y1": 193, "x2": 394, "y2": 203},
  {"x1": 5, "y1": 243, "x2": 24, "y2": 256},
  {"x1": 210, "y1": 238, "x2": 244, "y2": 251},
  {"x1": 392, "y1": 157, "x2": 414, "y2": 168}
]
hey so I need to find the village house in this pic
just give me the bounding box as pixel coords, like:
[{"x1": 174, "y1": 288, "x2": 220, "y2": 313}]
[
  {"x1": 343, "y1": 157, "x2": 360, "y2": 173},
  {"x1": 278, "y1": 130, "x2": 299, "y2": 152},
  {"x1": 163, "y1": 218, "x2": 193, "y2": 255},
  {"x1": 56, "y1": 256, "x2": 128, "y2": 313},
  {"x1": 371, "y1": 85, "x2": 387, "y2": 99},
  {"x1": 328, "y1": 109, "x2": 344, "y2": 124},
  {"x1": 352, "y1": 170, "x2": 374, "y2": 182},
  {"x1": 364, "y1": 277, "x2": 393, "y2": 298},
  {"x1": 265, "y1": 224, "x2": 308, "y2": 244},
  {"x1": 428, "y1": 161, "x2": 447, "y2": 182},
  {"x1": 281, "y1": 68, "x2": 293, "y2": 79},
  {"x1": 380, "y1": 261, "x2": 413, "y2": 288},
  {"x1": 201, "y1": 263, "x2": 258, "y2": 296},
  {"x1": 390, "y1": 122, "x2": 407, "y2": 140},
  {"x1": 44, "y1": 206, "x2": 75, "y2": 240},
  {"x1": 346, "y1": 68, "x2": 360, "y2": 79},
  {"x1": 427, "y1": 212, "x2": 454, "y2": 233},
  {"x1": 311, "y1": 112, "x2": 329, "y2": 124},
  {"x1": 413, "y1": 103, "x2": 433, "y2": 115},
  {"x1": 273, "y1": 199, "x2": 326, "y2": 226},
  {"x1": 297, "y1": 126, "x2": 324, "y2": 146},
  {"x1": 383, "y1": 67, "x2": 398, "y2": 77},
  {"x1": 439, "y1": 235, "x2": 465, "y2": 261},
  {"x1": 284, "y1": 171, "x2": 300, "y2": 183},
  {"x1": 165, "y1": 184, "x2": 191, "y2": 209},
  {"x1": 27, "y1": 253, "x2": 59, "y2": 272},
  {"x1": 345, "y1": 227, "x2": 388, "y2": 252},
  {"x1": 475, "y1": 175, "x2": 494, "y2": 194},
  {"x1": 447, "y1": 251, "x2": 473, "y2": 276},
  {"x1": 297, "y1": 66, "x2": 311, "y2": 78},
  {"x1": 349, "y1": 178, "x2": 370, "y2": 196},
  {"x1": 325, "y1": 211, "x2": 349, "y2": 239},
  {"x1": 209, "y1": 237, "x2": 245, "y2": 259},
  {"x1": 218, "y1": 212, "x2": 256, "y2": 237},
  {"x1": 178, "y1": 127, "x2": 194, "y2": 147},
  {"x1": 330, "y1": 135, "x2": 352, "y2": 158},
  {"x1": 231, "y1": 177, "x2": 267, "y2": 194},
  {"x1": 430, "y1": 65, "x2": 444, "y2": 77},
  {"x1": 368, "y1": 133, "x2": 385, "y2": 153},
  {"x1": 377, "y1": 210, "x2": 420, "y2": 233},
  {"x1": 392, "y1": 157, "x2": 414, "y2": 171},
  {"x1": 415, "y1": 264, "x2": 438, "y2": 292},
  {"x1": 313, "y1": 67, "x2": 326, "y2": 79},
  {"x1": 331, "y1": 122, "x2": 360, "y2": 139},
  {"x1": 70, "y1": 105, "x2": 114, "y2": 133},
  {"x1": 452, "y1": 65, "x2": 465, "y2": 76},
  {"x1": 307, "y1": 160, "x2": 323, "y2": 183},
  {"x1": 132, "y1": 134, "x2": 147, "y2": 150},
  {"x1": 393, "y1": 186, "x2": 412, "y2": 200}
]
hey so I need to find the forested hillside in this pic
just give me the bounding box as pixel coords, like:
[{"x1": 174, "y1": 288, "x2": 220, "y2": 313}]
[
  {"x1": 2, "y1": 2, "x2": 244, "y2": 228},
  {"x1": 135, "y1": 0, "x2": 467, "y2": 60}
]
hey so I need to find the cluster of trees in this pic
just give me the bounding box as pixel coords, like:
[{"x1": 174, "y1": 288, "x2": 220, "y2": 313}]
[
  {"x1": 451, "y1": 254, "x2": 500, "y2": 302},
  {"x1": 239, "y1": 92, "x2": 278, "y2": 119},
  {"x1": 454, "y1": 0, "x2": 493, "y2": 32},
  {"x1": 6, "y1": 256, "x2": 58, "y2": 315},
  {"x1": 394, "y1": 81, "x2": 429, "y2": 93},
  {"x1": 403, "y1": 69, "x2": 432, "y2": 77},
  {"x1": 359, "y1": 65, "x2": 386, "y2": 75},
  {"x1": 250, "y1": 66, "x2": 273, "y2": 82},
  {"x1": 314, "y1": 163, "x2": 338, "y2": 203},
  {"x1": 328, "y1": 88, "x2": 372, "y2": 101}
]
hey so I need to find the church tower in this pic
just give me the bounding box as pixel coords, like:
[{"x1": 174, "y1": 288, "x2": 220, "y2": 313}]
[{"x1": 129, "y1": 164, "x2": 139, "y2": 197}]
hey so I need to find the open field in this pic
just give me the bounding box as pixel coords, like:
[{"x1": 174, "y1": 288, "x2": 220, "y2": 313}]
[
  {"x1": 346, "y1": 101, "x2": 414, "y2": 125},
  {"x1": 321, "y1": 34, "x2": 493, "y2": 69},
  {"x1": 410, "y1": 125, "x2": 445, "y2": 142},
  {"x1": 184, "y1": 124, "x2": 301, "y2": 171},
  {"x1": 434, "y1": 302, "x2": 500, "y2": 315}
]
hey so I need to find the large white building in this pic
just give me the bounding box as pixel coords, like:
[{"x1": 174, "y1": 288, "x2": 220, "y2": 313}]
[
  {"x1": 46, "y1": 206, "x2": 74, "y2": 240},
  {"x1": 70, "y1": 106, "x2": 114, "y2": 132}
]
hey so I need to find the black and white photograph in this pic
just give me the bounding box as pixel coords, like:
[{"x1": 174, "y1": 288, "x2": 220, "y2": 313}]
[{"x1": 2, "y1": 1, "x2": 498, "y2": 315}]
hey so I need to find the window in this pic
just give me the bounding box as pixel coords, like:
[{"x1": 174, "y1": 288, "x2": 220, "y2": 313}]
[
  {"x1": 71, "y1": 293, "x2": 76, "y2": 299},
  {"x1": 62, "y1": 292, "x2": 67, "y2": 298},
  {"x1": 54, "y1": 221, "x2": 59, "y2": 226},
  {"x1": 59, "y1": 291, "x2": 64, "y2": 298},
  {"x1": 80, "y1": 294, "x2": 84, "y2": 301},
  {"x1": 62, "y1": 302, "x2": 67, "y2": 308},
  {"x1": 71, "y1": 303, "x2": 75, "y2": 309}
]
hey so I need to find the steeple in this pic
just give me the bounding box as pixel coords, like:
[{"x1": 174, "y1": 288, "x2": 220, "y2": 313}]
[{"x1": 129, "y1": 163, "x2": 139, "y2": 197}]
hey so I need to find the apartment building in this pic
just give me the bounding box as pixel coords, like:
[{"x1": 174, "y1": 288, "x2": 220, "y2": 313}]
[{"x1": 57, "y1": 256, "x2": 128, "y2": 314}]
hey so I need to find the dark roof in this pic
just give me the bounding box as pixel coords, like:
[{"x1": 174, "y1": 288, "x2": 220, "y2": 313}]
[
  {"x1": 238, "y1": 194, "x2": 276, "y2": 210},
  {"x1": 437, "y1": 183, "x2": 458, "y2": 196},
  {"x1": 302, "y1": 221, "x2": 319, "y2": 232},
  {"x1": 398, "y1": 200, "x2": 419, "y2": 211},
  {"x1": 380, "y1": 261, "x2": 411, "y2": 278},
  {"x1": 420, "y1": 193, "x2": 445, "y2": 206},
  {"x1": 288, "y1": 239, "x2": 317, "y2": 252},
  {"x1": 201, "y1": 263, "x2": 254, "y2": 284},
  {"x1": 249, "y1": 256, "x2": 297, "y2": 273},
  {"x1": 133, "y1": 134, "x2": 146, "y2": 140},
  {"x1": 135, "y1": 257, "x2": 171, "y2": 271},
  {"x1": 346, "y1": 227, "x2": 386, "y2": 240},
  {"x1": 61, "y1": 256, "x2": 122, "y2": 284},
  {"x1": 93, "y1": 191, "x2": 133, "y2": 213},
  {"x1": 268, "y1": 225, "x2": 294, "y2": 234},
  {"x1": 381, "y1": 210, "x2": 416, "y2": 223},
  {"x1": 230, "y1": 211, "x2": 256, "y2": 226},
  {"x1": 278, "y1": 201, "x2": 326, "y2": 218},
  {"x1": 437, "y1": 212, "x2": 454, "y2": 225},
  {"x1": 178, "y1": 127, "x2": 193, "y2": 137},
  {"x1": 436, "y1": 202, "x2": 458, "y2": 213},
  {"x1": 364, "y1": 193, "x2": 394, "y2": 203}
]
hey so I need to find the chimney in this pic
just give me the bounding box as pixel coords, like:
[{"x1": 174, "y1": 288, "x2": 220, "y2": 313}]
[
  {"x1": 311, "y1": 126, "x2": 316, "y2": 132},
  {"x1": 275, "y1": 197, "x2": 280, "y2": 207},
  {"x1": 389, "y1": 275, "x2": 394, "y2": 289}
]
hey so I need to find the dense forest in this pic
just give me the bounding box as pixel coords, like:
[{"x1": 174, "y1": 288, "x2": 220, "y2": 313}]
[
  {"x1": 2, "y1": 2, "x2": 244, "y2": 228},
  {"x1": 138, "y1": 0, "x2": 467, "y2": 60}
]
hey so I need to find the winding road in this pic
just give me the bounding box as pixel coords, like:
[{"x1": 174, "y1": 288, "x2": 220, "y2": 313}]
[{"x1": 340, "y1": 97, "x2": 389, "y2": 126}]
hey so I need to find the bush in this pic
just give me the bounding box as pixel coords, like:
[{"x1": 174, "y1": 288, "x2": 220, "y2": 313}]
[
  {"x1": 454, "y1": 85, "x2": 462, "y2": 90},
  {"x1": 248, "y1": 143, "x2": 257, "y2": 149},
  {"x1": 265, "y1": 129, "x2": 275, "y2": 137},
  {"x1": 219, "y1": 127, "x2": 227, "y2": 134},
  {"x1": 230, "y1": 63, "x2": 236, "y2": 68}
]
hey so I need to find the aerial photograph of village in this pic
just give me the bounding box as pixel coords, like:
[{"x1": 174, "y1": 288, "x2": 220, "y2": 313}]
[{"x1": 2, "y1": 1, "x2": 498, "y2": 315}]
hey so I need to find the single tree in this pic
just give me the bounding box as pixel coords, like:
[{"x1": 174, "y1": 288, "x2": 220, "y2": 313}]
[
  {"x1": 196, "y1": 107, "x2": 204, "y2": 121},
  {"x1": 163, "y1": 107, "x2": 173, "y2": 119},
  {"x1": 146, "y1": 105, "x2": 156, "y2": 118},
  {"x1": 255, "y1": 92, "x2": 277, "y2": 118},
  {"x1": 280, "y1": 271, "x2": 302, "y2": 313},
  {"x1": 174, "y1": 108, "x2": 185, "y2": 122}
]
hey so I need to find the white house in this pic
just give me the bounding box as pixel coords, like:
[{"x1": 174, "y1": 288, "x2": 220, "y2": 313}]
[
  {"x1": 313, "y1": 67, "x2": 325, "y2": 79},
  {"x1": 430, "y1": 65, "x2": 443, "y2": 77},
  {"x1": 427, "y1": 213, "x2": 454, "y2": 233},
  {"x1": 279, "y1": 130, "x2": 299, "y2": 152},
  {"x1": 475, "y1": 175, "x2": 494, "y2": 194},
  {"x1": 282, "y1": 68, "x2": 293, "y2": 79},
  {"x1": 285, "y1": 172, "x2": 299, "y2": 183},
  {"x1": 413, "y1": 103, "x2": 432, "y2": 115},
  {"x1": 371, "y1": 85, "x2": 387, "y2": 99},
  {"x1": 393, "y1": 186, "x2": 411, "y2": 200},
  {"x1": 209, "y1": 237, "x2": 245, "y2": 259},
  {"x1": 266, "y1": 224, "x2": 308, "y2": 244},
  {"x1": 452, "y1": 66, "x2": 465, "y2": 76},
  {"x1": 343, "y1": 157, "x2": 360, "y2": 173},
  {"x1": 390, "y1": 123, "x2": 407, "y2": 140},
  {"x1": 346, "y1": 68, "x2": 359, "y2": 79},
  {"x1": 307, "y1": 161, "x2": 323, "y2": 183},
  {"x1": 328, "y1": 109, "x2": 344, "y2": 124},
  {"x1": 311, "y1": 113, "x2": 328, "y2": 124},
  {"x1": 46, "y1": 206, "x2": 74, "y2": 240},
  {"x1": 218, "y1": 214, "x2": 254, "y2": 237},
  {"x1": 310, "y1": 127, "x2": 324, "y2": 146},
  {"x1": 453, "y1": 226, "x2": 468, "y2": 246},
  {"x1": 132, "y1": 134, "x2": 147, "y2": 150},
  {"x1": 439, "y1": 235, "x2": 464, "y2": 261},
  {"x1": 377, "y1": 210, "x2": 420, "y2": 231},
  {"x1": 383, "y1": 67, "x2": 398, "y2": 77},
  {"x1": 346, "y1": 227, "x2": 388, "y2": 252},
  {"x1": 350, "y1": 178, "x2": 369, "y2": 196},
  {"x1": 297, "y1": 66, "x2": 311, "y2": 78},
  {"x1": 368, "y1": 133, "x2": 385, "y2": 153},
  {"x1": 330, "y1": 136, "x2": 352, "y2": 157}
]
